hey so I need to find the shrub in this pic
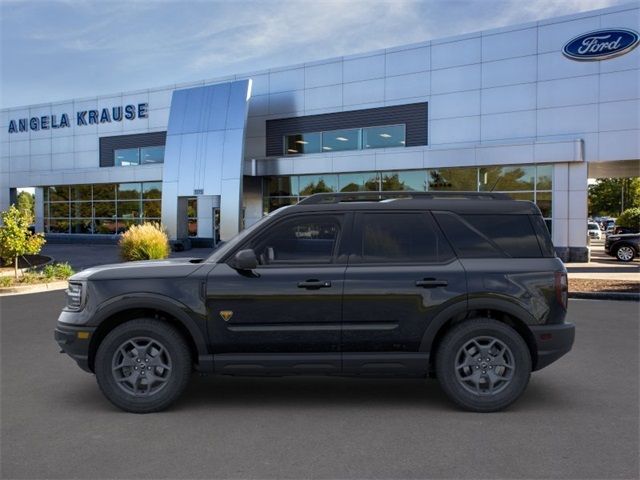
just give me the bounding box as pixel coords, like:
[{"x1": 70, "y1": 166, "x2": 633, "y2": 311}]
[
  {"x1": 42, "y1": 262, "x2": 75, "y2": 280},
  {"x1": 0, "y1": 205, "x2": 46, "y2": 278},
  {"x1": 616, "y1": 207, "x2": 640, "y2": 232},
  {"x1": 119, "y1": 223, "x2": 170, "y2": 261},
  {"x1": 0, "y1": 276, "x2": 12, "y2": 288}
]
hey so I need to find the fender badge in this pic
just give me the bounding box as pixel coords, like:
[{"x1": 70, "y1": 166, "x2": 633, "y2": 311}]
[{"x1": 219, "y1": 310, "x2": 233, "y2": 322}]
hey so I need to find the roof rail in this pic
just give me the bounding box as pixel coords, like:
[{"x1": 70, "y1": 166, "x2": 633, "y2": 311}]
[{"x1": 298, "y1": 191, "x2": 512, "y2": 205}]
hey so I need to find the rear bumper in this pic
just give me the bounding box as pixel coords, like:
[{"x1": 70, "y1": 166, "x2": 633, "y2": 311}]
[
  {"x1": 54, "y1": 323, "x2": 96, "y2": 373},
  {"x1": 530, "y1": 322, "x2": 575, "y2": 371}
]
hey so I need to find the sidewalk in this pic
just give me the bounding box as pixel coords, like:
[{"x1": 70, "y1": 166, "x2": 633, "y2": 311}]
[{"x1": 566, "y1": 240, "x2": 639, "y2": 281}]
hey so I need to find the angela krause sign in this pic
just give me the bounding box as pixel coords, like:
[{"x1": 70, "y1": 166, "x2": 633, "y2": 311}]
[
  {"x1": 7, "y1": 103, "x2": 148, "y2": 134},
  {"x1": 563, "y1": 28, "x2": 640, "y2": 61}
]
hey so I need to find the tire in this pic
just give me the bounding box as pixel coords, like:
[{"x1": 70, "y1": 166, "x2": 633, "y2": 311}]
[
  {"x1": 615, "y1": 244, "x2": 636, "y2": 262},
  {"x1": 435, "y1": 318, "x2": 531, "y2": 412},
  {"x1": 95, "y1": 319, "x2": 192, "y2": 413}
]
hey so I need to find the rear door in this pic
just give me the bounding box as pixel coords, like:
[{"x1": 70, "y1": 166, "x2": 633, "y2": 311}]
[{"x1": 341, "y1": 211, "x2": 466, "y2": 372}]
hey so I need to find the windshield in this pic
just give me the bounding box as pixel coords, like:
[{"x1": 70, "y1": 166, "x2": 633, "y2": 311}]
[
  {"x1": 588, "y1": 223, "x2": 599, "y2": 230},
  {"x1": 205, "y1": 208, "x2": 288, "y2": 263}
]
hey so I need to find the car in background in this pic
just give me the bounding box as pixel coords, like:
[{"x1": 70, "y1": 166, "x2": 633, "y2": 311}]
[
  {"x1": 605, "y1": 233, "x2": 640, "y2": 262},
  {"x1": 588, "y1": 222, "x2": 602, "y2": 240}
]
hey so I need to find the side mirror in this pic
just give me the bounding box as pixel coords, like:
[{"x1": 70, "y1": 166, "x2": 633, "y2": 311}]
[{"x1": 233, "y1": 249, "x2": 258, "y2": 271}]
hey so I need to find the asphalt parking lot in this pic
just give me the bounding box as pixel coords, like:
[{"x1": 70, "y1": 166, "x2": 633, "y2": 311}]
[{"x1": 1, "y1": 293, "x2": 638, "y2": 479}]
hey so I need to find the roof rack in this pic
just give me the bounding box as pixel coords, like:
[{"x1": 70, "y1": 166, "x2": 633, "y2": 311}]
[{"x1": 298, "y1": 191, "x2": 512, "y2": 205}]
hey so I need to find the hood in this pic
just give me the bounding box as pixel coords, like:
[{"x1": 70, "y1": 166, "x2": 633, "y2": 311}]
[{"x1": 70, "y1": 257, "x2": 208, "y2": 282}]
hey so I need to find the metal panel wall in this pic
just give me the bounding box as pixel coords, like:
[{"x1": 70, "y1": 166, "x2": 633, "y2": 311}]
[
  {"x1": 162, "y1": 79, "x2": 252, "y2": 241},
  {"x1": 98, "y1": 131, "x2": 167, "y2": 167},
  {"x1": 265, "y1": 102, "x2": 427, "y2": 156}
]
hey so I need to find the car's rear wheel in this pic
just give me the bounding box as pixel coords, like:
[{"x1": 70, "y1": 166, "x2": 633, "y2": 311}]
[
  {"x1": 95, "y1": 319, "x2": 192, "y2": 413},
  {"x1": 615, "y1": 245, "x2": 636, "y2": 262},
  {"x1": 436, "y1": 318, "x2": 531, "y2": 412}
]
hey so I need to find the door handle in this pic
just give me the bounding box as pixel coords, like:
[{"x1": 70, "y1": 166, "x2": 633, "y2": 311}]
[
  {"x1": 297, "y1": 279, "x2": 332, "y2": 289},
  {"x1": 415, "y1": 278, "x2": 448, "y2": 288}
]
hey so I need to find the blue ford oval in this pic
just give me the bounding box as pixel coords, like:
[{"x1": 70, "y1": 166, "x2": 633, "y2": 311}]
[{"x1": 563, "y1": 28, "x2": 640, "y2": 61}]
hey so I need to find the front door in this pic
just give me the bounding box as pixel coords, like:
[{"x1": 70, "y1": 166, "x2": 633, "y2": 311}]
[
  {"x1": 341, "y1": 211, "x2": 466, "y2": 373},
  {"x1": 206, "y1": 213, "x2": 349, "y2": 373}
]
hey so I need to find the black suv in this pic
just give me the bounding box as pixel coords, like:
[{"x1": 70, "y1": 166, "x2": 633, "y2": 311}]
[
  {"x1": 605, "y1": 233, "x2": 640, "y2": 262},
  {"x1": 55, "y1": 192, "x2": 574, "y2": 413}
]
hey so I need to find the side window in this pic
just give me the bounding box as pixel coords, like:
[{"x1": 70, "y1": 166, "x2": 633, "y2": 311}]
[
  {"x1": 357, "y1": 212, "x2": 454, "y2": 263},
  {"x1": 433, "y1": 212, "x2": 503, "y2": 258},
  {"x1": 251, "y1": 215, "x2": 342, "y2": 265},
  {"x1": 461, "y1": 214, "x2": 543, "y2": 258}
]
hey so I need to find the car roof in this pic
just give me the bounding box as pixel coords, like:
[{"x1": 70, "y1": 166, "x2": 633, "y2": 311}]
[{"x1": 279, "y1": 192, "x2": 540, "y2": 215}]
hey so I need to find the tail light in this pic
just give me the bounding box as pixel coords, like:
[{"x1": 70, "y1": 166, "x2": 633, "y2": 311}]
[{"x1": 555, "y1": 271, "x2": 568, "y2": 310}]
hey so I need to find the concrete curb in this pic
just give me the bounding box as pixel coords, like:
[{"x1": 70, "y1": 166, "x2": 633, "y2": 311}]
[
  {"x1": 569, "y1": 291, "x2": 640, "y2": 301},
  {"x1": 0, "y1": 280, "x2": 68, "y2": 297}
]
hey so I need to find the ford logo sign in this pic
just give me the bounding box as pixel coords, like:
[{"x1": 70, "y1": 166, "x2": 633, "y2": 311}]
[{"x1": 563, "y1": 28, "x2": 640, "y2": 61}]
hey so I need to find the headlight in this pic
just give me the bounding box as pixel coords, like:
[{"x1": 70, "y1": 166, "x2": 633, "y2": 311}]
[{"x1": 65, "y1": 282, "x2": 84, "y2": 311}]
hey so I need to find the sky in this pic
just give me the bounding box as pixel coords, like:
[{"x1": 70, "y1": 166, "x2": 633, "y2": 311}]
[{"x1": 0, "y1": 0, "x2": 633, "y2": 109}]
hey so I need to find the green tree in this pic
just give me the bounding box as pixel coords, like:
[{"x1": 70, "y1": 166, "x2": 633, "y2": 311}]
[
  {"x1": 16, "y1": 191, "x2": 35, "y2": 217},
  {"x1": 616, "y1": 207, "x2": 640, "y2": 232},
  {"x1": 0, "y1": 205, "x2": 46, "y2": 278},
  {"x1": 588, "y1": 178, "x2": 640, "y2": 217}
]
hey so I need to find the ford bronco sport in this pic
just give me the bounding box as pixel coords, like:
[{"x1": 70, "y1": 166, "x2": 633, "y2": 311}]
[{"x1": 55, "y1": 191, "x2": 575, "y2": 413}]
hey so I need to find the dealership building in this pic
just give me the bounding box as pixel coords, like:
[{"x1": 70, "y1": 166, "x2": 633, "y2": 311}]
[{"x1": 1, "y1": 3, "x2": 638, "y2": 261}]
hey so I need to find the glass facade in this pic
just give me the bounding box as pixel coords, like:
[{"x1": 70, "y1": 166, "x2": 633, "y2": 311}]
[
  {"x1": 262, "y1": 164, "x2": 553, "y2": 229},
  {"x1": 284, "y1": 125, "x2": 405, "y2": 155},
  {"x1": 43, "y1": 182, "x2": 162, "y2": 234},
  {"x1": 114, "y1": 146, "x2": 165, "y2": 166}
]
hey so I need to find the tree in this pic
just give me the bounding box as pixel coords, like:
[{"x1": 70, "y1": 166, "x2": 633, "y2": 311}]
[
  {"x1": 0, "y1": 205, "x2": 46, "y2": 278},
  {"x1": 588, "y1": 178, "x2": 640, "y2": 217},
  {"x1": 616, "y1": 207, "x2": 640, "y2": 232},
  {"x1": 16, "y1": 191, "x2": 35, "y2": 218}
]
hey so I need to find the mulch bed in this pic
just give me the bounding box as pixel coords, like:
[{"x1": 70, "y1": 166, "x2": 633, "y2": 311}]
[
  {"x1": 570, "y1": 279, "x2": 640, "y2": 293},
  {"x1": 0, "y1": 255, "x2": 51, "y2": 271}
]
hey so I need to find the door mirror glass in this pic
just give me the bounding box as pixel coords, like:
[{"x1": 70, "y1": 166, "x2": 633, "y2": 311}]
[{"x1": 233, "y1": 249, "x2": 258, "y2": 270}]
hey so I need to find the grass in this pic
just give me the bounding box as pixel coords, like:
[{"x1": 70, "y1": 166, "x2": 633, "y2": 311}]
[
  {"x1": 119, "y1": 223, "x2": 170, "y2": 261},
  {"x1": 0, "y1": 262, "x2": 75, "y2": 288}
]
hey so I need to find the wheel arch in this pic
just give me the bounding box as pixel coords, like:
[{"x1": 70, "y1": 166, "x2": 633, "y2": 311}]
[
  {"x1": 87, "y1": 295, "x2": 209, "y2": 373},
  {"x1": 421, "y1": 297, "x2": 539, "y2": 372}
]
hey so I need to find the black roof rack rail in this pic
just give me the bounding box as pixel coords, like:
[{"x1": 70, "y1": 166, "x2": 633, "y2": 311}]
[{"x1": 298, "y1": 191, "x2": 512, "y2": 205}]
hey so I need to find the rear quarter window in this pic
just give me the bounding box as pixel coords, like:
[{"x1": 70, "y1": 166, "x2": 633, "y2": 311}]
[{"x1": 434, "y1": 212, "x2": 544, "y2": 258}]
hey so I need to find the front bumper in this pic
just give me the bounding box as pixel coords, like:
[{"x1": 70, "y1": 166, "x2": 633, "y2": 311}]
[
  {"x1": 530, "y1": 322, "x2": 575, "y2": 371},
  {"x1": 54, "y1": 322, "x2": 96, "y2": 373}
]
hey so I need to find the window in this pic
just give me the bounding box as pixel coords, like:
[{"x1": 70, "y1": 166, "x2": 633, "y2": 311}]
[
  {"x1": 358, "y1": 213, "x2": 454, "y2": 263},
  {"x1": 299, "y1": 175, "x2": 338, "y2": 196},
  {"x1": 283, "y1": 125, "x2": 406, "y2": 155},
  {"x1": 381, "y1": 171, "x2": 426, "y2": 191},
  {"x1": 115, "y1": 148, "x2": 139, "y2": 166},
  {"x1": 187, "y1": 198, "x2": 197, "y2": 237},
  {"x1": 43, "y1": 182, "x2": 161, "y2": 235},
  {"x1": 285, "y1": 133, "x2": 321, "y2": 155},
  {"x1": 140, "y1": 146, "x2": 165, "y2": 164},
  {"x1": 461, "y1": 215, "x2": 542, "y2": 258},
  {"x1": 114, "y1": 146, "x2": 164, "y2": 166},
  {"x1": 434, "y1": 212, "x2": 503, "y2": 258},
  {"x1": 252, "y1": 216, "x2": 342, "y2": 265},
  {"x1": 363, "y1": 125, "x2": 405, "y2": 149},
  {"x1": 479, "y1": 166, "x2": 535, "y2": 191},
  {"x1": 322, "y1": 128, "x2": 361, "y2": 152},
  {"x1": 428, "y1": 168, "x2": 477, "y2": 191},
  {"x1": 338, "y1": 172, "x2": 379, "y2": 192}
]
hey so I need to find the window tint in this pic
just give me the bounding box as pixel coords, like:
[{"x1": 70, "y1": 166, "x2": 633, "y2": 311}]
[
  {"x1": 433, "y1": 212, "x2": 503, "y2": 258},
  {"x1": 252, "y1": 216, "x2": 342, "y2": 265},
  {"x1": 434, "y1": 212, "x2": 543, "y2": 258},
  {"x1": 358, "y1": 213, "x2": 454, "y2": 263},
  {"x1": 461, "y1": 215, "x2": 542, "y2": 258}
]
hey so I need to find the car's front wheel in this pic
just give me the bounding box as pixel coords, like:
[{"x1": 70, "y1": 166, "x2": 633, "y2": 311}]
[
  {"x1": 615, "y1": 244, "x2": 636, "y2": 262},
  {"x1": 95, "y1": 319, "x2": 192, "y2": 413},
  {"x1": 436, "y1": 318, "x2": 531, "y2": 412}
]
